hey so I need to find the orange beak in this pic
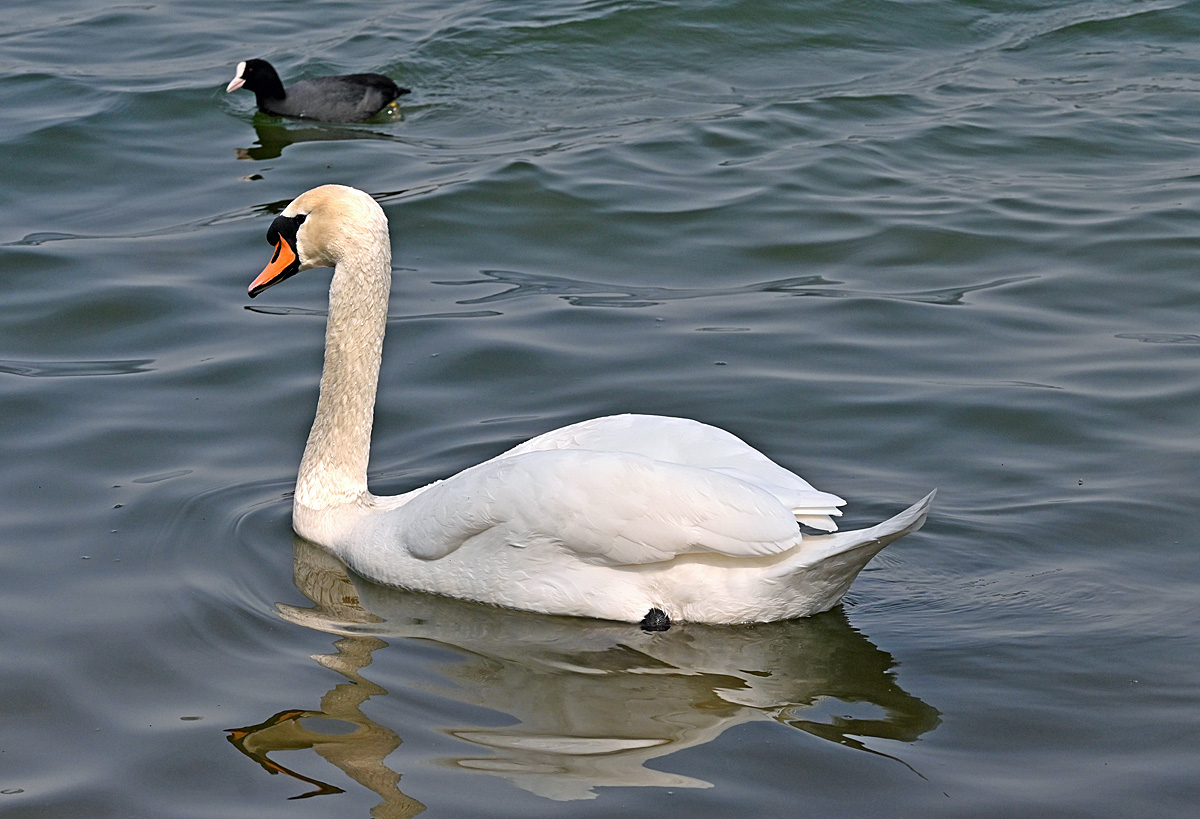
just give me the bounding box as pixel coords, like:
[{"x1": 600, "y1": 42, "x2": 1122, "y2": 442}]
[{"x1": 248, "y1": 234, "x2": 299, "y2": 298}]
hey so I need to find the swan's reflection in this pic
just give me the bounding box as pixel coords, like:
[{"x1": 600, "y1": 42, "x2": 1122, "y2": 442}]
[
  {"x1": 228, "y1": 538, "x2": 939, "y2": 807},
  {"x1": 235, "y1": 114, "x2": 402, "y2": 161}
]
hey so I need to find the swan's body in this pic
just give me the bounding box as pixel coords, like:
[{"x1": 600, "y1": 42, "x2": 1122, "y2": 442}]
[{"x1": 248, "y1": 185, "x2": 934, "y2": 625}]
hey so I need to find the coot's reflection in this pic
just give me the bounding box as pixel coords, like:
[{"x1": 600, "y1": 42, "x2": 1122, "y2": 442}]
[
  {"x1": 235, "y1": 114, "x2": 403, "y2": 161},
  {"x1": 227, "y1": 538, "x2": 939, "y2": 809}
]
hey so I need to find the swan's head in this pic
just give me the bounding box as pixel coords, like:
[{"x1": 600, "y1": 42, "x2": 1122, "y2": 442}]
[{"x1": 248, "y1": 184, "x2": 387, "y2": 298}]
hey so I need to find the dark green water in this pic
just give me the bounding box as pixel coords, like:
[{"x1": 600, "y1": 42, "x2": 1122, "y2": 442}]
[{"x1": 1, "y1": 0, "x2": 1198, "y2": 816}]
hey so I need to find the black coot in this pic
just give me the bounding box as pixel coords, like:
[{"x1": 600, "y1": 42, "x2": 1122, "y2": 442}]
[{"x1": 226, "y1": 59, "x2": 410, "y2": 123}]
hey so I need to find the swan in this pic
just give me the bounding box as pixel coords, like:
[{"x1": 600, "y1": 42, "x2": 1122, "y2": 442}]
[
  {"x1": 226, "y1": 59, "x2": 410, "y2": 123},
  {"x1": 246, "y1": 184, "x2": 934, "y2": 627}
]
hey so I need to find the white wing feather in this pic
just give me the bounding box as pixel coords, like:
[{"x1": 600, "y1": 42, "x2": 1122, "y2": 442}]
[
  {"x1": 365, "y1": 415, "x2": 846, "y2": 567},
  {"x1": 373, "y1": 452, "x2": 802, "y2": 567},
  {"x1": 503, "y1": 414, "x2": 844, "y2": 528}
]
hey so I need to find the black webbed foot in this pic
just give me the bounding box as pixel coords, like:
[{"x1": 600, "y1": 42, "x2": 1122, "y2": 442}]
[{"x1": 639, "y1": 608, "x2": 671, "y2": 632}]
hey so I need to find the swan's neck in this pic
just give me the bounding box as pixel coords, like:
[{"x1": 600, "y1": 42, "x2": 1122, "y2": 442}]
[{"x1": 294, "y1": 237, "x2": 391, "y2": 512}]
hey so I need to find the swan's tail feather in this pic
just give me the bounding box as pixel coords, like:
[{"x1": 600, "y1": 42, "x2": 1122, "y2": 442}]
[
  {"x1": 770, "y1": 490, "x2": 935, "y2": 617},
  {"x1": 798, "y1": 489, "x2": 935, "y2": 566}
]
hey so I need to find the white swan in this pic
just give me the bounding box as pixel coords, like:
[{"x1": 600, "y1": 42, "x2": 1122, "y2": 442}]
[{"x1": 247, "y1": 184, "x2": 934, "y2": 627}]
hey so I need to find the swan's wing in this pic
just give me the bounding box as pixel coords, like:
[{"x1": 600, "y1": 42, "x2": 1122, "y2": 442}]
[
  {"x1": 501, "y1": 414, "x2": 845, "y2": 530},
  {"x1": 373, "y1": 449, "x2": 827, "y2": 567}
]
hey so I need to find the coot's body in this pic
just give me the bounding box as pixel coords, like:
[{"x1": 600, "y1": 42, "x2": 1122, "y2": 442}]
[{"x1": 226, "y1": 59, "x2": 409, "y2": 123}]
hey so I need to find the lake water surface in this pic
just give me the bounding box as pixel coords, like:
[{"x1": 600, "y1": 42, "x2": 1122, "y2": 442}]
[{"x1": 2, "y1": 1, "x2": 1198, "y2": 816}]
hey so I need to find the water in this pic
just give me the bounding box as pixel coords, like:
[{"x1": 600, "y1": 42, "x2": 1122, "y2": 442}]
[{"x1": 1, "y1": 0, "x2": 1198, "y2": 816}]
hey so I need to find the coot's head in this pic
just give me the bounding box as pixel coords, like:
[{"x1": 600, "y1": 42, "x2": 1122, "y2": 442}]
[{"x1": 226, "y1": 59, "x2": 284, "y2": 97}]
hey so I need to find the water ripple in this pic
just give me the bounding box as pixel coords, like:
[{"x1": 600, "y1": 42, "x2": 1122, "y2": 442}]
[
  {"x1": 1115, "y1": 332, "x2": 1200, "y2": 345},
  {"x1": 0, "y1": 358, "x2": 154, "y2": 377},
  {"x1": 442, "y1": 269, "x2": 1036, "y2": 308},
  {"x1": 244, "y1": 305, "x2": 502, "y2": 321}
]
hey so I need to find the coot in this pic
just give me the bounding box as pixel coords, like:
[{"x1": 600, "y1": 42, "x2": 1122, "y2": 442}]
[{"x1": 226, "y1": 59, "x2": 410, "y2": 123}]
